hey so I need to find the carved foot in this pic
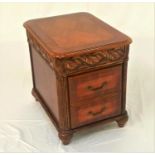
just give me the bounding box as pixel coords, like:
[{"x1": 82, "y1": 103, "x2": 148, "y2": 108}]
[
  {"x1": 58, "y1": 131, "x2": 73, "y2": 145},
  {"x1": 116, "y1": 112, "x2": 128, "y2": 127},
  {"x1": 31, "y1": 88, "x2": 39, "y2": 101}
]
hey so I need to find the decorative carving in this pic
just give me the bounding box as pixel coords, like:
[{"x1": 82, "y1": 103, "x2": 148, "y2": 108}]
[
  {"x1": 63, "y1": 48, "x2": 125, "y2": 72},
  {"x1": 27, "y1": 32, "x2": 127, "y2": 76},
  {"x1": 27, "y1": 34, "x2": 54, "y2": 70}
]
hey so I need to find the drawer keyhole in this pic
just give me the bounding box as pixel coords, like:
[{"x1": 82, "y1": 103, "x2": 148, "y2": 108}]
[
  {"x1": 88, "y1": 106, "x2": 106, "y2": 116},
  {"x1": 87, "y1": 81, "x2": 107, "y2": 91}
]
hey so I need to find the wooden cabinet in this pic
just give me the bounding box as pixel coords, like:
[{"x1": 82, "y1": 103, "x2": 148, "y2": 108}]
[{"x1": 24, "y1": 12, "x2": 132, "y2": 145}]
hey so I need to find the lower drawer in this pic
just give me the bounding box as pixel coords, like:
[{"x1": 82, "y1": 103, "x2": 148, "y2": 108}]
[{"x1": 70, "y1": 93, "x2": 122, "y2": 128}]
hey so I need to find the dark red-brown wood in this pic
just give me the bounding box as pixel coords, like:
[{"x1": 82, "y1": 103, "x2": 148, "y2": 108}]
[
  {"x1": 70, "y1": 92, "x2": 122, "y2": 128},
  {"x1": 69, "y1": 65, "x2": 122, "y2": 102},
  {"x1": 24, "y1": 12, "x2": 132, "y2": 145},
  {"x1": 24, "y1": 12, "x2": 132, "y2": 58}
]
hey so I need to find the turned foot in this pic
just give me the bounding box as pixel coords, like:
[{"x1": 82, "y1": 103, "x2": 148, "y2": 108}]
[
  {"x1": 31, "y1": 88, "x2": 39, "y2": 101},
  {"x1": 58, "y1": 131, "x2": 73, "y2": 145},
  {"x1": 116, "y1": 112, "x2": 128, "y2": 127}
]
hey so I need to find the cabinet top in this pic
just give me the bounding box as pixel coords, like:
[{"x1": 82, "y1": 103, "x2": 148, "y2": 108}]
[{"x1": 24, "y1": 12, "x2": 132, "y2": 58}]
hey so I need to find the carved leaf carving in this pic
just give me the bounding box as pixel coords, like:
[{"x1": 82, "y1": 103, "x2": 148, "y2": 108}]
[
  {"x1": 63, "y1": 48, "x2": 125, "y2": 71},
  {"x1": 27, "y1": 32, "x2": 126, "y2": 75}
]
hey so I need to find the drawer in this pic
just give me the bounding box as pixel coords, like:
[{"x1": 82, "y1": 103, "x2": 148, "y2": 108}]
[
  {"x1": 70, "y1": 93, "x2": 121, "y2": 128},
  {"x1": 69, "y1": 65, "x2": 122, "y2": 103}
]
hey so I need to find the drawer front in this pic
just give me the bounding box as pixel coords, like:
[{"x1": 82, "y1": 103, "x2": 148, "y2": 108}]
[
  {"x1": 70, "y1": 93, "x2": 121, "y2": 128},
  {"x1": 69, "y1": 65, "x2": 122, "y2": 103}
]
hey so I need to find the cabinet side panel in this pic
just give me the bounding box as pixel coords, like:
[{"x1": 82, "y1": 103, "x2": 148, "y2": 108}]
[{"x1": 31, "y1": 46, "x2": 59, "y2": 121}]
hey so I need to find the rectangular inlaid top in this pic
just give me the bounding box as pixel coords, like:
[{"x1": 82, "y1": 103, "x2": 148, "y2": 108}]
[{"x1": 24, "y1": 12, "x2": 132, "y2": 58}]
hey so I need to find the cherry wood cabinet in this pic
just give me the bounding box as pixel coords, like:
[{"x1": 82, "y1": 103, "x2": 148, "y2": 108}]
[{"x1": 24, "y1": 12, "x2": 132, "y2": 145}]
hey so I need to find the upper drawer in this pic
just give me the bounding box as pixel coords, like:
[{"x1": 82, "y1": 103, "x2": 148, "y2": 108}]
[{"x1": 69, "y1": 65, "x2": 122, "y2": 103}]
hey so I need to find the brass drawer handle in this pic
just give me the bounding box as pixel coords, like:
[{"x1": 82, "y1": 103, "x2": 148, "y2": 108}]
[
  {"x1": 88, "y1": 106, "x2": 106, "y2": 116},
  {"x1": 87, "y1": 81, "x2": 107, "y2": 91}
]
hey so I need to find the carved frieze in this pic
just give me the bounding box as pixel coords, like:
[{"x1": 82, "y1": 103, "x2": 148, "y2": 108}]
[
  {"x1": 27, "y1": 33, "x2": 127, "y2": 76},
  {"x1": 63, "y1": 48, "x2": 125, "y2": 72},
  {"x1": 27, "y1": 34, "x2": 55, "y2": 70}
]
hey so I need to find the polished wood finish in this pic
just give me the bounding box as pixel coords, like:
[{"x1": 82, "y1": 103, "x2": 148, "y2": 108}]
[
  {"x1": 70, "y1": 93, "x2": 122, "y2": 128},
  {"x1": 31, "y1": 46, "x2": 59, "y2": 121},
  {"x1": 24, "y1": 12, "x2": 132, "y2": 58},
  {"x1": 24, "y1": 12, "x2": 132, "y2": 145},
  {"x1": 69, "y1": 65, "x2": 122, "y2": 102}
]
